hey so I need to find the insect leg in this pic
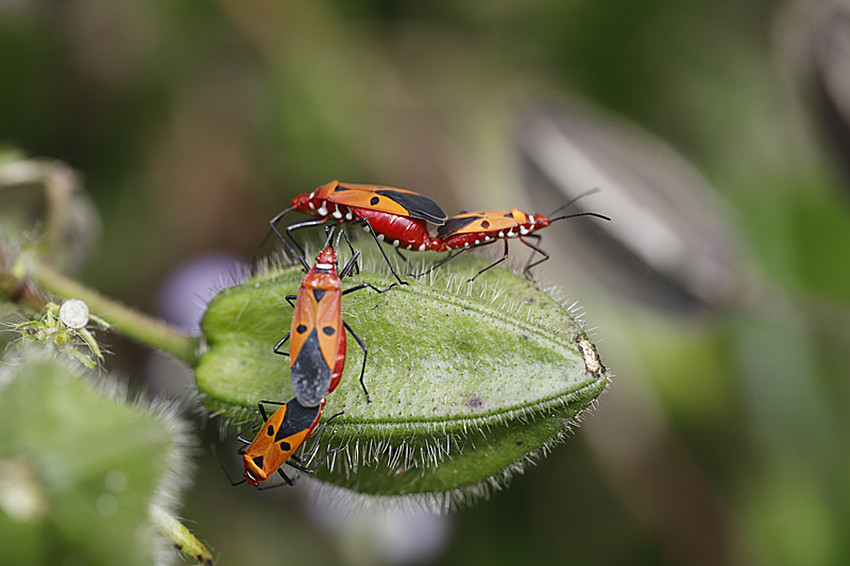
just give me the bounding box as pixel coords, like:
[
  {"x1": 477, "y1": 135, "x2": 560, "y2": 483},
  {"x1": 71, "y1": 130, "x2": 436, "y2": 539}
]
[
  {"x1": 289, "y1": 411, "x2": 345, "y2": 470},
  {"x1": 408, "y1": 242, "x2": 488, "y2": 278},
  {"x1": 342, "y1": 281, "x2": 399, "y2": 295},
  {"x1": 468, "y1": 239, "x2": 510, "y2": 282},
  {"x1": 339, "y1": 250, "x2": 362, "y2": 279},
  {"x1": 262, "y1": 207, "x2": 313, "y2": 268},
  {"x1": 343, "y1": 321, "x2": 371, "y2": 403},
  {"x1": 254, "y1": 469, "x2": 297, "y2": 490},
  {"x1": 253, "y1": 206, "x2": 294, "y2": 265},
  {"x1": 272, "y1": 295, "x2": 298, "y2": 357},
  {"x1": 338, "y1": 227, "x2": 361, "y2": 275},
  {"x1": 287, "y1": 446, "x2": 340, "y2": 475},
  {"x1": 235, "y1": 410, "x2": 261, "y2": 445},
  {"x1": 519, "y1": 234, "x2": 549, "y2": 277},
  {"x1": 273, "y1": 333, "x2": 291, "y2": 357},
  {"x1": 273, "y1": 469, "x2": 297, "y2": 487},
  {"x1": 211, "y1": 444, "x2": 246, "y2": 487},
  {"x1": 256, "y1": 400, "x2": 288, "y2": 421},
  {"x1": 285, "y1": 217, "x2": 331, "y2": 271},
  {"x1": 356, "y1": 218, "x2": 408, "y2": 285},
  {"x1": 394, "y1": 248, "x2": 410, "y2": 265}
]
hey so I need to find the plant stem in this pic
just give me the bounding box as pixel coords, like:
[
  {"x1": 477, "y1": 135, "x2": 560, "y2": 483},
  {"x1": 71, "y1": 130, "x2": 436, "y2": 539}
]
[{"x1": 27, "y1": 262, "x2": 201, "y2": 367}]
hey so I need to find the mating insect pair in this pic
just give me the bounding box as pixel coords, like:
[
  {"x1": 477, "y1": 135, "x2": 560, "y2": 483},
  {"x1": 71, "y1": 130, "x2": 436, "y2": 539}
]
[
  {"x1": 266, "y1": 180, "x2": 610, "y2": 283},
  {"x1": 219, "y1": 228, "x2": 395, "y2": 488}
]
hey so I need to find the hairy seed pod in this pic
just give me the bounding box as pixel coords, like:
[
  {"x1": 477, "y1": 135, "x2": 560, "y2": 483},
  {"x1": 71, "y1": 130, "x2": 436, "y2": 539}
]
[{"x1": 198, "y1": 254, "x2": 609, "y2": 510}]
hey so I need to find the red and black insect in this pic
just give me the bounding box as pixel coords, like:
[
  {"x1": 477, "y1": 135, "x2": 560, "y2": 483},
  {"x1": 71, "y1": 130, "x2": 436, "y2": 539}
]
[
  {"x1": 217, "y1": 397, "x2": 339, "y2": 488},
  {"x1": 418, "y1": 189, "x2": 611, "y2": 282},
  {"x1": 265, "y1": 181, "x2": 447, "y2": 283},
  {"x1": 275, "y1": 230, "x2": 396, "y2": 405}
]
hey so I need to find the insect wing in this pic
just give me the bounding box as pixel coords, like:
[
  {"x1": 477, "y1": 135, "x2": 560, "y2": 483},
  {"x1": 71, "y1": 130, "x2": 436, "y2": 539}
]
[
  {"x1": 289, "y1": 273, "x2": 341, "y2": 406},
  {"x1": 330, "y1": 183, "x2": 447, "y2": 225},
  {"x1": 289, "y1": 284, "x2": 317, "y2": 365},
  {"x1": 263, "y1": 400, "x2": 323, "y2": 476},
  {"x1": 312, "y1": 274, "x2": 344, "y2": 371},
  {"x1": 243, "y1": 405, "x2": 287, "y2": 483},
  {"x1": 276, "y1": 398, "x2": 324, "y2": 443},
  {"x1": 438, "y1": 209, "x2": 528, "y2": 238},
  {"x1": 245, "y1": 400, "x2": 324, "y2": 483}
]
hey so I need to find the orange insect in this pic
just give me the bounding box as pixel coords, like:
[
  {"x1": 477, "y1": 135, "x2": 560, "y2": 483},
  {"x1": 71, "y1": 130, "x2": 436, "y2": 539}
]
[
  {"x1": 265, "y1": 180, "x2": 447, "y2": 283},
  {"x1": 218, "y1": 397, "x2": 337, "y2": 488},
  {"x1": 275, "y1": 230, "x2": 396, "y2": 406},
  {"x1": 418, "y1": 189, "x2": 611, "y2": 282}
]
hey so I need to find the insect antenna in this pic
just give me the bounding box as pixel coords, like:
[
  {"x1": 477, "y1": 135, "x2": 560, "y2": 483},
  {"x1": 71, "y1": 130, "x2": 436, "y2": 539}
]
[
  {"x1": 549, "y1": 211, "x2": 612, "y2": 223},
  {"x1": 545, "y1": 187, "x2": 602, "y2": 218},
  {"x1": 211, "y1": 444, "x2": 247, "y2": 487}
]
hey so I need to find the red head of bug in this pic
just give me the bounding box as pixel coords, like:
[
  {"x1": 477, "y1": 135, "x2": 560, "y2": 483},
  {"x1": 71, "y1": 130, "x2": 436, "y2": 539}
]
[
  {"x1": 312, "y1": 247, "x2": 338, "y2": 271},
  {"x1": 288, "y1": 192, "x2": 314, "y2": 214}
]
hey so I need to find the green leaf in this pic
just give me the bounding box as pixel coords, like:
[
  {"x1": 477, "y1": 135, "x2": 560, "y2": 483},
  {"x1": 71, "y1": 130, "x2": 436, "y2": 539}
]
[
  {"x1": 198, "y1": 256, "x2": 608, "y2": 508},
  {"x1": 0, "y1": 353, "x2": 184, "y2": 566}
]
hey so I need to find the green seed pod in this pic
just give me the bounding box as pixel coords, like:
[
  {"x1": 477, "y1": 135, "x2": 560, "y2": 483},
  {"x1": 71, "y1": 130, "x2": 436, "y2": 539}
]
[{"x1": 198, "y1": 256, "x2": 609, "y2": 510}]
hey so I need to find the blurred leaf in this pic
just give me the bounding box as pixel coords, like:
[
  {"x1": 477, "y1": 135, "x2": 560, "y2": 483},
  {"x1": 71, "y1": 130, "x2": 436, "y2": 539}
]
[
  {"x1": 0, "y1": 353, "x2": 175, "y2": 566},
  {"x1": 517, "y1": 100, "x2": 746, "y2": 316}
]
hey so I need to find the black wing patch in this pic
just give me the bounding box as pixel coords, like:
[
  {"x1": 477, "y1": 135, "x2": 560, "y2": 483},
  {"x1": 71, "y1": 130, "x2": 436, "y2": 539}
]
[
  {"x1": 276, "y1": 398, "x2": 322, "y2": 441},
  {"x1": 374, "y1": 189, "x2": 448, "y2": 225},
  {"x1": 290, "y1": 330, "x2": 332, "y2": 407},
  {"x1": 437, "y1": 214, "x2": 483, "y2": 238}
]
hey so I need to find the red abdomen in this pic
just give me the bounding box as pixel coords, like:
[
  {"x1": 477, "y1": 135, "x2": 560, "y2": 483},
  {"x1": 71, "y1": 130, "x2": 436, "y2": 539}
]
[
  {"x1": 350, "y1": 208, "x2": 438, "y2": 251},
  {"x1": 440, "y1": 232, "x2": 492, "y2": 250}
]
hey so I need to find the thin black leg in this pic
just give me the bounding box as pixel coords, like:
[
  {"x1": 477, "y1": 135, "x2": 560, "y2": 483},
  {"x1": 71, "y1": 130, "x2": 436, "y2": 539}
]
[{"x1": 343, "y1": 321, "x2": 371, "y2": 403}]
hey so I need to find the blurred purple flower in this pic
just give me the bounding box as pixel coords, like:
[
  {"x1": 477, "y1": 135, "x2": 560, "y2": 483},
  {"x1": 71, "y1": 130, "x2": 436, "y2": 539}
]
[{"x1": 155, "y1": 252, "x2": 242, "y2": 333}]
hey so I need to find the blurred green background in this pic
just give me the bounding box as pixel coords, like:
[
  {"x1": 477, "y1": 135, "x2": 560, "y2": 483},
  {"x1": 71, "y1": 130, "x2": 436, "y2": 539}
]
[{"x1": 3, "y1": 1, "x2": 850, "y2": 565}]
